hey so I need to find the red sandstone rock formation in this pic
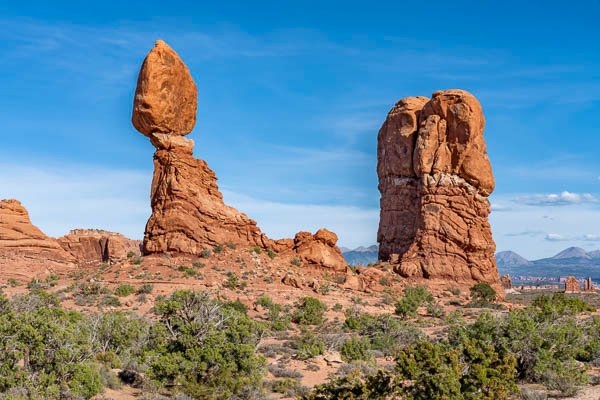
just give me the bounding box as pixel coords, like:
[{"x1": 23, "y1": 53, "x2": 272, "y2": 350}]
[
  {"x1": 377, "y1": 90, "x2": 499, "y2": 285},
  {"x1": 58, "y1": 229, "x2": 141, "y2": 264},
  {"x1": 500, "y1": 274, "x2": 513, "y2": 290},
  {"x1": 132, "y1": 40, "x2": 346, "y2": 272},
  {"x1": 565, "y1": 276, "x2": 580, "y2": 293},
  {"x1": 0, "y1": 199, "x2": 75, "y2": 277}
]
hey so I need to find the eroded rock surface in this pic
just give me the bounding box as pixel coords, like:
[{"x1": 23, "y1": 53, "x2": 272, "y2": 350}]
[
  {"x1": 377, "y1": 90, "x2": 499, "y2": 284},
  {"x1": 133, "y1": 40, "x2": 347, "y2": 272},
  {"x1": 0, "y1": 199, "x2": 75, "y2": 277},
  {"x1": 58, "y1": 229, "x2": 141, "y2": 264}
]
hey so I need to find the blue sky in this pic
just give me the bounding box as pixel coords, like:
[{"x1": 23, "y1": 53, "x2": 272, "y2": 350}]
[{"x1": 1, "y1": 1, "x2": 599, "y2": 259}]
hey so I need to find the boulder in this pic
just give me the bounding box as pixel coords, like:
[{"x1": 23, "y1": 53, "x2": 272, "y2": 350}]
[
  {"x1": 377, "y1": 90, "x2": 499, "y2": 285},
  {"x1": 132, "y1": 40, "x2": 198, "y2": 137}
]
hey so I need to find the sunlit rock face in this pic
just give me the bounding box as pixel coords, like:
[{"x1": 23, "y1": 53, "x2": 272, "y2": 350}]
[{"x1": 377, "y1": 89, "x2": 499, "y2": 285}]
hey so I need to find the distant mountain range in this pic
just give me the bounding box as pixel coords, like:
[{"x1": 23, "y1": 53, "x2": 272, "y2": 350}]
[
  {"x1": 496, "y1": 247, "x2": 600, "y2": 280},
  {"x1": 342, "y1": 245, "x2": 378, "y2": 266}
]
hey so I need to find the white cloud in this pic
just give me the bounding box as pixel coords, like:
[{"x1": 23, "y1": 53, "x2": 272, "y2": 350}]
[
  {"x1": 545, "y1": 233, "x2": 570, "y2": 242},
  {"x1": 517, "y1": 191, "x2": 597, "y2": 206}
]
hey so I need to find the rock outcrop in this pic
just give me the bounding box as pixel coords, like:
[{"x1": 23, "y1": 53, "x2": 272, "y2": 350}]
[
  {"x1": 565, "y1": 276, "x2": 580, "y2": 293},
  {"x1": 58, "y1": 229, "x2": 141, "y2": 264},
  {"x1": 132, "y1": 40, "x2": 347, "y2": 272},
  {"x1": 377, "y1": 90, "x2": 499, "y2": 284},
  {"x1": 0, "y1": 199, "x2": 75, "y2": 277}
]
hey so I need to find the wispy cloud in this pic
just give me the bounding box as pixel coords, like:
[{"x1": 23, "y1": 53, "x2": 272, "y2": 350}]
[
  {"x1": 545, "y1": 233, "x2": 570, "y2": 242},
  {"x1": 516, "y1": 191, "x2": 597, "y2": 206},
  {"x1": 505, "y1": 230, "x2": 545, "y2": 237}
]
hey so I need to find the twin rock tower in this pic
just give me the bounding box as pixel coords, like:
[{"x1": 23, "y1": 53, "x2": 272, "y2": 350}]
[{"x1": 132, "y1": 40, "x2": 500, "y2": 286}]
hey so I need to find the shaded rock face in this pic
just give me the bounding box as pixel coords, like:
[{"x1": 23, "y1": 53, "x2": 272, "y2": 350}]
[
  {"x1": 0, "y1": 199, "x2": 75, "y2": 277},
  {"x1": 377, "y1": 90, "x2": 499, "y2": 284},
  {"x1": 58, "y1": 229, "x2": 141, "y2": 264},
  {"x1": 132, "y1": 40, "x2": 347, "y2": 272}
]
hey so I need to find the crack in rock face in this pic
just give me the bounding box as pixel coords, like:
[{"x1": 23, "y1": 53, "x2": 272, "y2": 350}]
[{"x1": 377, "y1": 89, "x2": 500, "y2": 285}]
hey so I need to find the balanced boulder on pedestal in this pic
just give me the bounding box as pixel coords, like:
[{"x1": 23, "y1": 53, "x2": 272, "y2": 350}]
[{"x1": 132, "y1": 40, "x2": 347, "y2": 273}]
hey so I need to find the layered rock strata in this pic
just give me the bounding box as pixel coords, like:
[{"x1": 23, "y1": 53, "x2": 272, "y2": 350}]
[
  {"x1": 132, "y1": 40, "x2": 347, "y2": 272},
  {"x1": 377, "y1": 90, "x2": 499, "y2": 284},
  {"x1": 58, "y1": 229, "x2": 141, "y2": 264},
  {"x1": 0, "y1": 199, "x2": 75, "y2": 277}
]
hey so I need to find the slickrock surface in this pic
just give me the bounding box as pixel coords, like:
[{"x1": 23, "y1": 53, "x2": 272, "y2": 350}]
[
  {"x1": 377, "y1": 89, "x2": 499, "y2": 284},
  {"x1": 133, "y1": 40, "x2": 347, "y2": 272},
  {"x1": 58, "y1": 229, "x2": 141, "y2": 264},
  {"x1": 0, "y1": 199, "x2": 75, "y2": 277}
]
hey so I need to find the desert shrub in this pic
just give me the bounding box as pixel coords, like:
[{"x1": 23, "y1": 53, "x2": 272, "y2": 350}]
[
  {"x1": 69, "y1": 362, "x2": 102, "y2": 398},
  {"x1": 114, "y1": 284, "x2": 135, "y2": 297},
  {"x1": 333, "y1": 303, "x2": 343, "y2": 311},
  {"x1": 293, "y1": 297, "x2": 327, "y2": 325},
  {"x1": 340, "y1": 336, "x2": 372, "y2": 363},
  {"x1": 255, "y1": 295, "x2": 291, "y2": 331},
  {"x1": 266, "y1": 249, "x2": 277, "y2": 259},
  {"x1": 394, "y1": 286, "x2": 434, "y2": 318},
  {"x1": 532, "y1": 293, "x2": 595, "y2": 320},
  {"x1": 270, "y1": 378, "x2": 303, "y2": 396},
  {"x1": 136, "y1": 284, "x2": 154, "y2": 295},
  {"x1": 224, "y1": 299, "x2": 248, "y2": 314},
  {"x1": 268, "y1": 364, "x2": 303, "y2": 379},
  {"x1": 470, "y1": 283, "x2": 497, "y2": 302},
  {"x1": 147, "y1": 290, "x2": 267, "y2": 399},
  {"x1": 427, "y1": 302, "x2": 446, "y2": 318},
  {"x1": 126, "y1": 251, "x2": 137, "y2": 258},
  {"x1": 213, "y1": 244, "x2": 224, "y2": 254},
  {"x1": 291, "y1": 256, "x2": 302, "y2": 267},
  {"x1": 303, "y1": 369, "x2": 398, "y2": 400},
  {"x1": 343, "y1": 311, "x2": 422, "y2": 356},
  {"x1": 395, "y1": 337, "x2": 517, "y2": 400},
  {"x1": 251, "y1": 246, "x2": 262, "y2": 254},
  {"x1": 293, "y1": 329, "x2": 326, "y2": 360},
  {"x1": 226, "y1": 242, "x2": 237, "y2": 249},
  {"x1": 200, "y1": 249, "x2": 212, "y2": 258},
  {"x1": 223, "y1": 271, "x2": 239, "y2": 289},
  {"x1": 100, "y1": 295, "x2": 121, "y2": 307}
]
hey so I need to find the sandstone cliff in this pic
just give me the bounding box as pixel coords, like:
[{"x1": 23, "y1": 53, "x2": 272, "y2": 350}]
[{"x1": 0, "y1": 199, "x2": 75, "y2": 277}]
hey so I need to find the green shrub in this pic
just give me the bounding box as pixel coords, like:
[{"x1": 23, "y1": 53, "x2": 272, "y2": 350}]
[
  {"x1": 341, "y1": 336, "x2": 372, "y2": 363},
  {"x1": 114, "y1": 284, "x2": 135, "y2": 297},
  {"x1": 223, "y1": 272, "x2": 239, "y2": 289},
  {"x1": 136, "y1": 284, "x2": 154, "y2": 295},
  {"x1": 470, "y1": 283, "x2": 497, "y2": 302},
  {"x1": 69, "y1": 363, "x2": 102, "y2": 398},
  {"x1": 294, "y1": 329, "x2": 325, "y2": 360},
  {"x1": 213, "y1": 244, "x2": 224, "y2": 254},
  {"x1": 291, "y1": 256, "x2": 302, "y2": 267},
  {"x1": 395, "y1": 286, "x2": 434, "y2": 318},
  {"x1": 293, "y1": 297, "x2": 327, "y2": 325}
]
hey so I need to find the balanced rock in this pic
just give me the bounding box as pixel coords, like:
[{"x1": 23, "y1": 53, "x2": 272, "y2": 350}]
[
  {"x1": 0, "y1": 199, "x2": 75, "y2": 277},
  {"x1": 58, "y1": 229, "x2": 141, "y2": 264},
  {"x1": 132, "y1": 40, "x2": 198, "y2": 137},
  {"x1": 133, "y1": 40, "x2": 346, "y2": 273},
  {"x1": 377, "y1": 90, "x2": 499, "y2": 285}
]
